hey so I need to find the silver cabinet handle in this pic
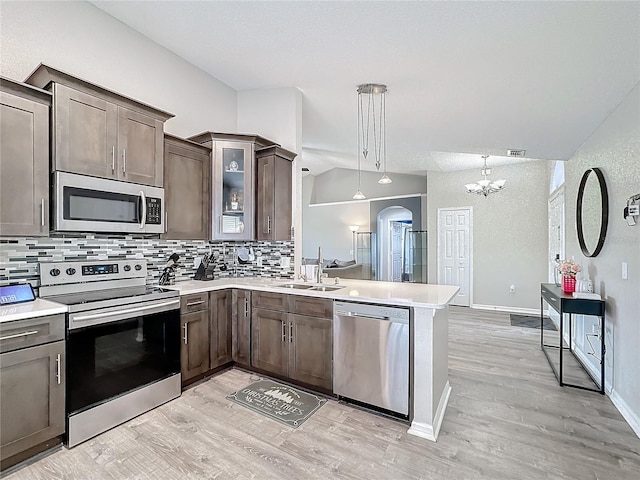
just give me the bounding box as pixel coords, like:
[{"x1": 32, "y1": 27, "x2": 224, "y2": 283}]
[
  {"x1": 244, "y1": 298, "x2": 249, "y2": 317},
  {"x1": 0, "y1": 330, "x2": 38, "y2": 341},
  {"x1": 41, "y1": 199, "x2": 45, "y2": 226},
  {"x1": 55, "y1": 353, "x2": 61, "y2": 385},
  {"x1": 281, "y1": 321, "x2": 286, "y2": 342},
  {"x1": 183, "y1": 322, "x2": 188, "y2": 345},
  {"x1": 139, "y1": 190, "x2": 147, "y2": 229},
  {"x1": 267, "y1": 215, "x2": 271, "y2": 234},
  {"x1": 186, "y1": 300, "x2": 205, "y2": 307},
  {"x1": 289, "y1": 322, "x2": 293, "y2": 343},
  {"x1": 111, "y1": 146, "x2": 115, "y2": 173},
  {"x1": 122, "y1": 148, "x2": 126, "y2": 173}
]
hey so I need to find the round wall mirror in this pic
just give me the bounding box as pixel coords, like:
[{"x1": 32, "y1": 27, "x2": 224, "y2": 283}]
[{"x1": 576, "y1": 168, "x2": 608, "y2": 257}]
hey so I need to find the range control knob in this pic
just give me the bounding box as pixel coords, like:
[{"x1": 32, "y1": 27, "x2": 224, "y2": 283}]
[
  {"x1": 49, "y1": 268, "x2": 60, "y2": 277},
  {"x1": 123, "y1": 265, "x2": 131, "y2": 272},
  {"x1": 134, "y1": 264, "x2": 142, "y2": 271},
  {"x1": 66, "y1": 267, "x2": 76, "y2": 276}
]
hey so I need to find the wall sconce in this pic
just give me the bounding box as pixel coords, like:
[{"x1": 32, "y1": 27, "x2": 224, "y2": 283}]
[{"x1": 349, "y1": 225, "x2": 360, "y2": 259}]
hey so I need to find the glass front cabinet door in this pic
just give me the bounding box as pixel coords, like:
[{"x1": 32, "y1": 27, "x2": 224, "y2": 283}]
[{"x1": 212, "y1": 141, "x2": 254, "y2": 240}]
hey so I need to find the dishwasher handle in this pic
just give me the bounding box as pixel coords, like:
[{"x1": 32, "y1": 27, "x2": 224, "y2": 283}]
[{"x1": 334, "y1": 311, "x2": 409, "y2": 325}]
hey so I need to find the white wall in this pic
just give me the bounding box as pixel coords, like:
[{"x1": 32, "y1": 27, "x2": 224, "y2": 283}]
[
  {"x1": 310, "y1": 168, "x2": 427, "y2": 205},
  {"x1": 564, "y1": 82, "x2": 640, "y2": 436},
  {"x1": 0, "y1": 1, "x2": 237, "y2": 137},
  {"x1": 237, "y1": 87, "x2": 302, "y2": 153},
  {"x1": 427, "y1": 161, "x2": 550, "y2": 311},
  {"x1": 302, "y1": 175, "x2": 369, "y2": 260}
]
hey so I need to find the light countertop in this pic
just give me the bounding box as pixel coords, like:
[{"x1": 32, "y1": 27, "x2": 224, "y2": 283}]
[
  {"x1": 0, "y1": 298, "x2": 68, "y2": 324},
  {"x1": 165, "y1": 277, "x2": 459, "y2": 309}
]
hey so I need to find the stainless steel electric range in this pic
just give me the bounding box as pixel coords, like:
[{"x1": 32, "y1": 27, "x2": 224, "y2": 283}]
[{"x1": 39, "y1": 259, "x2": 181, "y2": 448}]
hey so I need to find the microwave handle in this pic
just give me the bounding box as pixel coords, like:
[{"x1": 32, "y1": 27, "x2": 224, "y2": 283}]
[{"x1": 139, "y1": 190, "x2": 147, "y2": 229}]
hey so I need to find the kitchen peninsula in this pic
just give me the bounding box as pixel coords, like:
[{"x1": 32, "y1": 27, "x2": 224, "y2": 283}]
[{"x1": 167, "y1": 277, "x2": 459, "y2": 441}]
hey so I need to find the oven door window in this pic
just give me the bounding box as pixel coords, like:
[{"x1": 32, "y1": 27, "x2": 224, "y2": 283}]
[
  {"x1": 67, "y1": 310, "x2": 180, "y2": 414},
  {"x1": 63, "y1": 186, "x2": 141, "y2": 224}
]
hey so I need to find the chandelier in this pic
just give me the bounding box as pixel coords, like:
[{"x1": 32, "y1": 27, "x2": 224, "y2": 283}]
[
  {"x1": 465, "y1": 155, "x2": 506, "y2": 197},
  {"x1": 353, "y1": 83, "x2": 390, "y2": 200}
]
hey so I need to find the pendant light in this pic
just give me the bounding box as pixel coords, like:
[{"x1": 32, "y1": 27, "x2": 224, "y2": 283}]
[
  {"x1": 465, "y1": 155, "x2": 506, "y2": 197},
  {"x1": 353, "y1": 83, "x2": 389, "y2": 199}
]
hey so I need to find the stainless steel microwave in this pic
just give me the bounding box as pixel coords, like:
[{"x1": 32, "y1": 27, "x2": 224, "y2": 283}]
[{"x1": 53, "y1": 172, "x2": 165, "y2": 233}]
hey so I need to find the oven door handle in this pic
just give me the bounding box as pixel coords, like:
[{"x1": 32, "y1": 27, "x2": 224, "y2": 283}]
[{"x1": 69, "y1": 299, "x2": 180, "y2": 329}]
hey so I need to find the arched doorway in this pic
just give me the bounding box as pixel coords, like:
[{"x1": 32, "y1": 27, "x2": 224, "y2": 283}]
[{"x1": 377, "y1": 206, "x2": 413, "y2": 282}]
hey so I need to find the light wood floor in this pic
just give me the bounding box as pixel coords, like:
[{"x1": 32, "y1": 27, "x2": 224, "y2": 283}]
[{"x1": 4, "y1": 307, "x2": 640, "y2": 479}]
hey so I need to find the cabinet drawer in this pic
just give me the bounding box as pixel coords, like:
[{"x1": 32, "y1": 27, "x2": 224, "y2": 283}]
[
  {"x1": 0, "y1": 314, "x2": 65, "y2": 354},
  {"x1": 252, "y1": 291, "x2": 288, "y2": 312},
  {"x1": 180, "y1": 292, "x2": 209, "y2": 313},
  {"x1": 288, "y1": 295, "x2": 333, "y2": 318}
]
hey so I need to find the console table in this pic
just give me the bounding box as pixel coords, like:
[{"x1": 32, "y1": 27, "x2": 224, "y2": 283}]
[{"x1": 540, "y1": 283, "x2": 605, "y2": 394}]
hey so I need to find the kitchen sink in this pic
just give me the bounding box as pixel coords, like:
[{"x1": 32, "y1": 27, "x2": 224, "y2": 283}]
[
  {"x1": 276, "y1": 283, "x2": 314, "y2": 289},
  {"x1": 309, "y1": 285, "x2": 345, "y2": 291}
]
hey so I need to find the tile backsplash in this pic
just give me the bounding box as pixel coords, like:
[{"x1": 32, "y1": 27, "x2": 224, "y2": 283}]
[{"x1": 0, "y1": 235, "x2": 294, "y2": 290}]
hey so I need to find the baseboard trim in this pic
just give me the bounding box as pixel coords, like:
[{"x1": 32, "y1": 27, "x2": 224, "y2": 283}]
[
  {"x1": 408, "y1": 381, "x2": 451, "y2": 442},
  {"x1": 471, "y1": 304, "x2": 548, "y2": 316},
  {"x1": 609, "y1": 389, "x2": 640, "y2": 439}
]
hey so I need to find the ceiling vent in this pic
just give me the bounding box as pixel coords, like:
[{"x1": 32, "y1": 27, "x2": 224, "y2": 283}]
[{"x1": 507, "y1": 149, "x2": 526, "y2": 157}]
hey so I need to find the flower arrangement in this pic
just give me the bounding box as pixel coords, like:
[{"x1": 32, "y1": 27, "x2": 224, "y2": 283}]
[{"x1": 558, "y1": 259, "x2": 582, "y2": 276}]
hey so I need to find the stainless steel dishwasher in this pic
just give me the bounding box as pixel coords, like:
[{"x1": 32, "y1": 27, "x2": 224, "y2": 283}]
[{"x1": 333, "y1": 301, "x2": 410, "y2": 416}]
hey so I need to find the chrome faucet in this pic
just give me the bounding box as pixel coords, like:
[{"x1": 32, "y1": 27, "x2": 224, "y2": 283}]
[{"x1": 316, "y1": 246, "x2": 323, "y2": 283}]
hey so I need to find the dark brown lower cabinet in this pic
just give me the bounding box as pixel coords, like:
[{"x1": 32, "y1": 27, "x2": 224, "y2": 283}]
[
  {"x1": 0, "y1": 341, "x2": 65, "y2": 465},
  {"x1": 209, "y1": 290, "x2": 232, "y2": 368},
  {"x1": 251, "y1": 307, "x2": 288, "y2": 377},
  {"x1": 180, "y1": 310, "x2": 209, "y2": 382},
  {"x1": 232, "y1": 290, "x2": 252, "y2": 368},
  {"x1": 288, "y1": 314, "x2": 333, "y2": 390},
  {"x1": 251, "y1": 292, "x2": 333, "y2": 390}
]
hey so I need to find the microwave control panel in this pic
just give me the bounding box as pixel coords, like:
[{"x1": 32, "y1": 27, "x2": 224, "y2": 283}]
[{"x1": 146, "y1": 197, "x2": 162, "y2": 225}]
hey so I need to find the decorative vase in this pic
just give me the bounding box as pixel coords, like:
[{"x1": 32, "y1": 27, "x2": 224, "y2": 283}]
[{"x1": 562, "y1": 274, "x2": 576, "y2": 293}]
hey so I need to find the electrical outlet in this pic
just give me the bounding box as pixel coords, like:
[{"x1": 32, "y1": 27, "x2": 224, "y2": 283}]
[
  {"x1": 509, "y1": 285, "x2": 515, "y2": 293},
  {"x1": 622, "y1": 262, "x2": 628, "y2": 280}
]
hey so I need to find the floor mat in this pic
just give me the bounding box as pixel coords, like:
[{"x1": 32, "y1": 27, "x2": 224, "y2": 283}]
[
  {"x1": 227, "y1": 379, "x2": 326, "y2": 428},
  {"x1": 510, "y1": 314, "x2": 556, "y2": 330}
]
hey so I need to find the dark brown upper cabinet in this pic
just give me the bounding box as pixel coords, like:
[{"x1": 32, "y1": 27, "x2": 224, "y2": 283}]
[
  {"x1": 25, "y1": 64, "x2": 173, "y2": 187},
  {"x1": 0, "y1": 78, "x2": 51, "y2": 237},
  {"x1": 163, "y1": 135, "x2": 211, "y2": 240},
  {"x1": 255, "y1": 145, "x2": 296, "y2": 241}
]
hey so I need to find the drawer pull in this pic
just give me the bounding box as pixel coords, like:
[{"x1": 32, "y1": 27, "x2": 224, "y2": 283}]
[
  {"x1": 56, "y1": 353, "x2": 61, "y2": 385},
  {"x1": 186, "y1": 300, "x2": 205, "y2": 307},
  {"x1": 0, "y1": 330, "x2": 39, "y2": 341},
  {"x1": 183, "y1": 322, "x2": 189, "y2": 345}
]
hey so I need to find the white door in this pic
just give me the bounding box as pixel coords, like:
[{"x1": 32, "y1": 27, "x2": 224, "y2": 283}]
[{"x1": 438, "y1": 208, "x2": 472, "y2": 307}]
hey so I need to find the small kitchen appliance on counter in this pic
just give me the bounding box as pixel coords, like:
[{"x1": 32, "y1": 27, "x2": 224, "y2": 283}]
[{"x1": 39, "y1": 259, "x2": 181, "y2": 448}]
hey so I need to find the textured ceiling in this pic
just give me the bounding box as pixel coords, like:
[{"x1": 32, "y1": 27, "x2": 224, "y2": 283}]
[{"x1": 91, "y1": 1, "x2": 640, "y2": 175}]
